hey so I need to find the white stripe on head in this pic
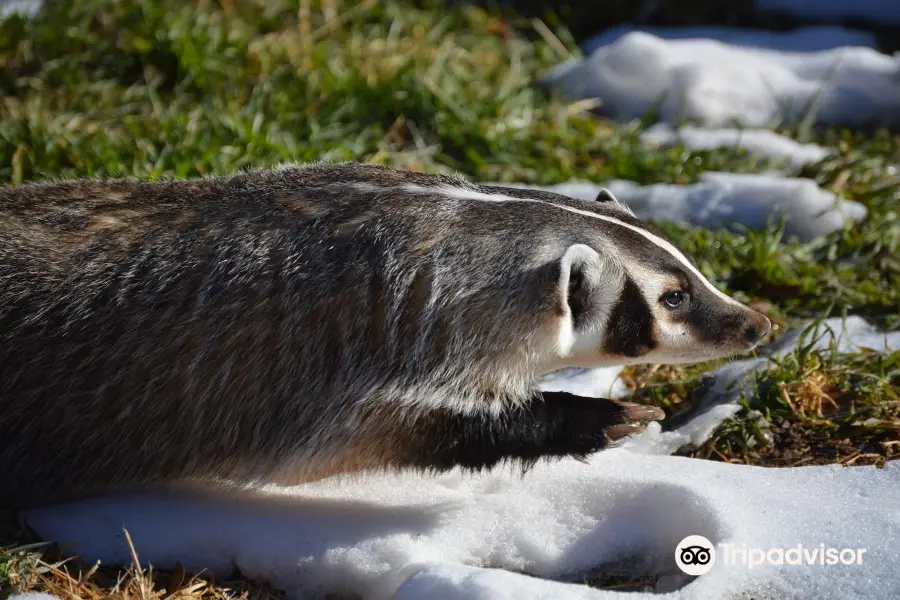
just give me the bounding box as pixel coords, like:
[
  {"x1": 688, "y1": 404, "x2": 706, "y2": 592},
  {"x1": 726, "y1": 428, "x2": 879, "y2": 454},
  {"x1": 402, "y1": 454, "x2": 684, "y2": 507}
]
[{"x1": 401, "y1": 183, "x2": 743, "y2": 308}]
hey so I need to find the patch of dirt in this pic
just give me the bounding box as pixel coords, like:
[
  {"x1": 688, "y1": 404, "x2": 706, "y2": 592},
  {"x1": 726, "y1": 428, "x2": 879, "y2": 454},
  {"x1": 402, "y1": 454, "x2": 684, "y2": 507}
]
[
  {"x1": 744, "y1": 421, "x2": 897, "y2": 467},
  {"x1": 680, "y1": 420, "x2": 900, "y2": 468}
]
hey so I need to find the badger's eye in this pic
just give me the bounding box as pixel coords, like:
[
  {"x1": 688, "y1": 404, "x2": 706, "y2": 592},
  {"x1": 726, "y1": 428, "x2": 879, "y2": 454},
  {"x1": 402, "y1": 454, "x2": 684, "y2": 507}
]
[{"x1": 662, "y1": 291, "x2": 685, "y2": 308}]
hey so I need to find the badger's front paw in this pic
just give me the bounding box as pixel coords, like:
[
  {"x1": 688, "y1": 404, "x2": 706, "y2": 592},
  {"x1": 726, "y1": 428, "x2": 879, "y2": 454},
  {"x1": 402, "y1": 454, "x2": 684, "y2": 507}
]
[{"x1": 398, "y1": 391, "x2": 666, "y2": 473}]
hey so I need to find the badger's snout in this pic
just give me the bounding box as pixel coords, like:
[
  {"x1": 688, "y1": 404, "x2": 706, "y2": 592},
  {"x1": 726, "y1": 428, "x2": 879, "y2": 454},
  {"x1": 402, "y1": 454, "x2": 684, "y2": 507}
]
[{"x1": 742, "y1": 310, "x2": 772, "y2": 347}]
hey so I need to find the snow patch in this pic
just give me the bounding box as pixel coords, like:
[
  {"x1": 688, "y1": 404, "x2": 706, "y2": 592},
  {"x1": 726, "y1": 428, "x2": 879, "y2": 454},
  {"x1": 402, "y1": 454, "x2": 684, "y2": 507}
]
[
  {"x1": 0, "y1": 0, "x2": 42, "y2": 20},
  {"x1": 542, "y1": 32, "x2": 900, "y2": 128},
  {"x1": 492, "y1": 172, "x2": 866, "y2": 242},
  {"x1": 392, "y1": 457, "x2": 900, "y2": 600},
  {"x1": 764, "y1": 315, "x2": 900, "y2": 356},
  {"x1": 21, "y1": 453, "x2": 900, "y2": 600},
  {"x1": 538, "y1": 367, "x2": 630, "y2": 399},
  {"x1": 640, "y1": 124, "x2": 831, "y2": 169},
  {"x1": 583, "y1": 25, "x2": 877, "y2": 54}
]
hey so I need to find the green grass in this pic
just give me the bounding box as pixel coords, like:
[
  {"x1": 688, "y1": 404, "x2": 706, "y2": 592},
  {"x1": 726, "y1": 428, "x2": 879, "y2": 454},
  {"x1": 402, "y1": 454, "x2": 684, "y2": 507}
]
[{"x1": 1, "y1": 0, "x2": 899, "y2": 597}]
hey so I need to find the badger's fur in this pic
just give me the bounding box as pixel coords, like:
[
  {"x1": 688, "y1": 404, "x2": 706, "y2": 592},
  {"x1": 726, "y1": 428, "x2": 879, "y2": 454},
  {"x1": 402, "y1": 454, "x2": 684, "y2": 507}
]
[{"x1": 0, "y1": 162, "x2": 771, "y2": 509}]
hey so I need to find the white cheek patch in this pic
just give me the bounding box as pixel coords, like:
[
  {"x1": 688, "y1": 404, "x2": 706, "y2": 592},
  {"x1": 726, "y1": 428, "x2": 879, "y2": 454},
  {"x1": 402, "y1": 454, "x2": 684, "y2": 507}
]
[
  {"x1": 565, "y1": 320, "x2": 611, "y2": 365},
  {"x1": 657, "y1": 321, "x2": 695, "y2": 348}
]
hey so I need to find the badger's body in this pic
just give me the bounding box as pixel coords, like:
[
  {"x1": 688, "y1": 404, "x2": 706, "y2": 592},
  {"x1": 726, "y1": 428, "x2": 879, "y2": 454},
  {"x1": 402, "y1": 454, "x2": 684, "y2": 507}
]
[{"x1": 0, "y1": 162, "x2": 770, "y2": 509}]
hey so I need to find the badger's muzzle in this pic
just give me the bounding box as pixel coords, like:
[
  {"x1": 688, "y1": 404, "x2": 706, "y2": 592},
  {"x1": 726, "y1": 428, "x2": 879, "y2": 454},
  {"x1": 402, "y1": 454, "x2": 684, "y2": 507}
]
[
  {"x1": 741, "y1": 310, "x2": 773, "y2": 348},
  {"x1": 701, "y1": 304, "x2": 772, "y2": 353}
]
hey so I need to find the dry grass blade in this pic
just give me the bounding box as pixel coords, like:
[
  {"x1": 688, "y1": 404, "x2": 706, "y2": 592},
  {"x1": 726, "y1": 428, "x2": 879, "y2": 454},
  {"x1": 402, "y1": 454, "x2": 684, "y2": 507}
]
[
  {"x1": 1, "y1": 521, "x2": 286, "y2": 600},
  {"x1": 530, "y1": 18, "x2": 572, "y2": 61},
  {"x1": 124, "y1": 528, "x2": 157, "y2": 600},
  {"x1": 309, "y1": 0, "x2": 380, "y2": 43}
]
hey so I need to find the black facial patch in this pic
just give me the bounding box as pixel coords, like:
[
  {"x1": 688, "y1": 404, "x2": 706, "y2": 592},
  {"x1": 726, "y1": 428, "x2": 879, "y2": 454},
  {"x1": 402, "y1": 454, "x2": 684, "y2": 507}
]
[{"x1": 604, "y1": 276, "x2": 657, "y2": 357}]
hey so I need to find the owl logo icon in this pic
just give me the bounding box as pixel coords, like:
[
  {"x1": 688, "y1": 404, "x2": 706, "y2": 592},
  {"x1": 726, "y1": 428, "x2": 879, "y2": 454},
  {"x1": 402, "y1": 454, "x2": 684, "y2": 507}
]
[{"x1": 675, "y1": 535, "x2": 716, "y2": 575}]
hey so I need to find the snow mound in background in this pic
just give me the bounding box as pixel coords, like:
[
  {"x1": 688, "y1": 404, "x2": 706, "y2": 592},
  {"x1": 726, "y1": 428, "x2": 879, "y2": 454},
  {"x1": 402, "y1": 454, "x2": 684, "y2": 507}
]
[
  {"x1": 542, "y1": 32, "x2": 900, "y2": 128},
  {"x1": 495, "y1": 172, "x2": 866, "y2": 242},
  {"x1": 610, "y1": 172, "x2": 866, "y2": 240},
  {"x1": 757, "y1": 0, "x2": 900, "y2": 26},
  {"x1": 764, "y1": 315, "x2": 900, "y2": 356},
  {"x1": 583, "y1": 25, "x2": 877, "y2": 54},
  {"x1": 0, "y1": 0, "x2": 42, "y2": 20},
  {"x1": 640, "y1": 124, "x2": 831, "y2": 169},
  {"x1": 20, "y1": 317, "x2": 900, "y2": 600}
]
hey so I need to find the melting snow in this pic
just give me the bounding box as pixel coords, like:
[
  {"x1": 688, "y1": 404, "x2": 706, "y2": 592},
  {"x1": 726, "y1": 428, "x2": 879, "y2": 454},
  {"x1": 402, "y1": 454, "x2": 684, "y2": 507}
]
[
  {"x1": 538, "y1": 367, "x2": 629, "y2": 400},
  {"x1": 493, "y1": 172, "x2": 866, "y2": 242},
  {"x1": 640, "y1": 124, "x2": 831, "y2": 169},
  {"x1": 0, "y1": 0, "x2": 42, "y2": 20},
  {"x1": 582, "y1": 25, "x2": 877, "y2": 54},
  {"x1": 542, "y1": 31, "x2": 900, "y2": 128}
]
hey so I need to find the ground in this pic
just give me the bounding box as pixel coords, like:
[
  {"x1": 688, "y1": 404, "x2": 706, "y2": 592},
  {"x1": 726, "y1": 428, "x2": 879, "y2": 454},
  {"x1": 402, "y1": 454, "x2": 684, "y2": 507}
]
[{"x1": 0, "y1": 1, "x2": 898, "y2": 598}]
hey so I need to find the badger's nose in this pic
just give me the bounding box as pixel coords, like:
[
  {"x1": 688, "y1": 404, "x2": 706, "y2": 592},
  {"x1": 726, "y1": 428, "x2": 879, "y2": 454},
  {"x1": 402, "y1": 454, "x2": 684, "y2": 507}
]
[{"x1": 743, "y1": 313, "x2": 772, "y2": 345}]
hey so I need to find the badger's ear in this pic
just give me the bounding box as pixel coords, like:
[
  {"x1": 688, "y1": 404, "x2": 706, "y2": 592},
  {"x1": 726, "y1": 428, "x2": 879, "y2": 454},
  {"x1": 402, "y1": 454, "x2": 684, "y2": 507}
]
[
  {"x1": 593, "y1": 187, "x2": 635, "y2": 216},
  {"x1": 557, "y1": 243, "x2": 619, "y2": 327},
  {"x1": 594, "y1": 188, "x2": 617, "y2": 203}
]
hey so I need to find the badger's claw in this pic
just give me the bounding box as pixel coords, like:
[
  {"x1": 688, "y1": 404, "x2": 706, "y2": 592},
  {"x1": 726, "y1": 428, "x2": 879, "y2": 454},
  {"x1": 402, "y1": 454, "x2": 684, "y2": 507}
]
[
  {"x1": 604, "y1": 401, "x2": 665, "y2": 441},
  {"x1": 618, "y1": 401, "x2": 666, "y2": 422},
  {"x1": 605, "y1": 423, "x2": 644, "y2": 440}
]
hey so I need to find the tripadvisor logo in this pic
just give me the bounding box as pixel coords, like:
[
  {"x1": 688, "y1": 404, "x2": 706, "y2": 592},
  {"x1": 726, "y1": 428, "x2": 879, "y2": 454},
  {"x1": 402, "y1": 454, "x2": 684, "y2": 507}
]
[
  {"x1": 675, "y1": 535, "x2": 716, "y2": 576},
  {"x1": 675, "y1": 535, "x2": 868, "y2": 575}
]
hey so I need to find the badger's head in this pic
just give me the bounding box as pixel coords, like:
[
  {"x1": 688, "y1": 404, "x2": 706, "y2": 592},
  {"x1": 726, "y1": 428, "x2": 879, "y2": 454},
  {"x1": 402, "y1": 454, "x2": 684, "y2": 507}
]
[{"x1": 547, "y1": 189, "x2": 772, "y2": 369}]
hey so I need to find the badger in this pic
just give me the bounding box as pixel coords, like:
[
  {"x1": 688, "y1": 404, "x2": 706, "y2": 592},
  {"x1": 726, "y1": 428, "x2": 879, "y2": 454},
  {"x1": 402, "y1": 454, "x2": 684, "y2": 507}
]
[{"x1": 0, "y1": 162, "x2": 771, "y2": 509}]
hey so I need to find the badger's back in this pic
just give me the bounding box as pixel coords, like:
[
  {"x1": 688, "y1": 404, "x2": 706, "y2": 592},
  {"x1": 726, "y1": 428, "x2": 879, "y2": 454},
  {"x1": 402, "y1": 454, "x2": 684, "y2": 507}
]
[{"x1": 0, "y1": 163, "x2": 575, "y2": 507}]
